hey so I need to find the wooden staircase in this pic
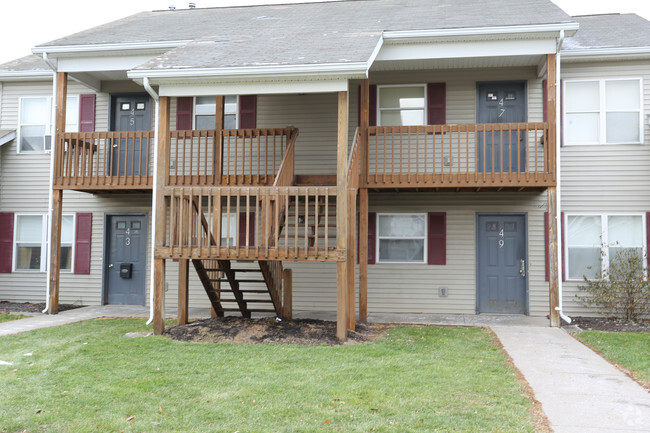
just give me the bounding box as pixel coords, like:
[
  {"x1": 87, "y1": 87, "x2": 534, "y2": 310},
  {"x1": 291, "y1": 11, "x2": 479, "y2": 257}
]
[
  {"x1": 192, "y1": 259, "x2": 282, "y2": 317},
  {"x1": 279, "y1": 195, "x2": 337, "y2": 249}
]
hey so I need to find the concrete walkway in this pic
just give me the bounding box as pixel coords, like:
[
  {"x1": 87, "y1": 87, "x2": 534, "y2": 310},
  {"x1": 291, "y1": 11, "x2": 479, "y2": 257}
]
[{"x1": 492, "y1": 326, "x2": 650, "y2": 433}]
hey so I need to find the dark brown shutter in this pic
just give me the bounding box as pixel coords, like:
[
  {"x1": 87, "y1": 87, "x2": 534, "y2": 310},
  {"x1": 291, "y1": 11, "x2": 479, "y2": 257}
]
[
  {"x1": 427, "y1": 83, "x2": 446, "y2": 125},
  {"x1": 79, "y1": 94, "x2": 96, "y2": 132},
  {"x1": 368, "y1": 212, "x2": 376, "y2": 264},
  {"x1": 368, "y1": 85, "x2": 377, "y2": 127},
  {"x1": 544, "y1": 212, "x2": 550, "y2": 281},
  {"x1": 74, "y1": 213, "x2": 92, "y2": 274},
  {"x1": 427, "y1": 212, "x2": 446, "y2": 265},
  {"x1": 239, "y1": 95, "x2": 257, "y2": 129},
  {"x1": 176, "y1": 97, "x2": 193, "y2": 130},
  {"x1": 237, "y1": 212, "x2": 255, "y2": 262},
  {"x1": 0, "y1": 212, "x2": 14, "y2": 273}
]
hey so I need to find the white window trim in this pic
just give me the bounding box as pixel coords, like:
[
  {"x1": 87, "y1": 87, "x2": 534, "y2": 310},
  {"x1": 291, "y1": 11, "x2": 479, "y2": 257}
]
[
  {"x1": 377, "y1": 84, "x2": 427, "y2": 127},
  {"x1": 376, "y1": 212, "x2": 428, "y2": 264},
  {"x1": 563, "y1": 78, "x2": 644, "y2": 146},
  {"x1": 193, "y1": 95, "x2": 239, "y2": 130},
  {"x1": 564, "y1": 212, "x2": 647, "y2": 281},
  {"x1": 13, "y1": 213, "x2": 75, "y2": 273},
  {"x1": 17, "y1": 95, "x2": 80, "y2": 154}
]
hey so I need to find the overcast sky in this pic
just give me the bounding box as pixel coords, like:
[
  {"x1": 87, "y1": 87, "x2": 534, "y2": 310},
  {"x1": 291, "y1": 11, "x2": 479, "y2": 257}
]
[{"x1": 1, "y1": 0, "x2": 649, "y2": 64}]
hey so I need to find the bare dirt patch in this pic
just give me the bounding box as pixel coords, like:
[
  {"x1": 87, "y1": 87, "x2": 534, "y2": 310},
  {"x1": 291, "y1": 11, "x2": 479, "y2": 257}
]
[
  {"x1": 0, "y1": 300, "x2": 84, "y2": 314},
  {"x1": 569, "y1": 316, "x2": 650, "y2": 332},
  {"x1": 165, "y1": 316, "x2": 388, "y2": 345}
]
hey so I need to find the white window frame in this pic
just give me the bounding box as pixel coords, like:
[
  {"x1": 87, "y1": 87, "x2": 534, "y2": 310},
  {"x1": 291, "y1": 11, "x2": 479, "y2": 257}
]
[
  {"x1": 17, "y1": 95, "x2": 80, "y2": 153},
  {"x1": 376, "y1": 213, "x2": 427, "y2": 264},
  {"x1": 13, "y1": 213, "x2": 75, "y2": 272},
  {"x1": 563, "y1": 78, "x2": 644, "y2": 145},
  {"x1": 193, "y1": 95, "x2": 239, "y2": 130},
  {"x1": 564, "y1": 212, "x2": 647, "y2": 281},
  {"x1": 377, "y1": 84, "x2": 427, "y2": 127}
]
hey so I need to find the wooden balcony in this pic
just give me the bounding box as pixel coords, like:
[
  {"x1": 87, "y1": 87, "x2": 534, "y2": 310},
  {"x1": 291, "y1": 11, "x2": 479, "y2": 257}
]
[
  {"x1": 363, "y1": 123, "x2": 555, "y2": 190},
  {"x1": 157, "y1": 185, "x2": 342, "y2": 262},
  {"x1": 53, "y1": 131, "x2": 155, "y2": 191}
]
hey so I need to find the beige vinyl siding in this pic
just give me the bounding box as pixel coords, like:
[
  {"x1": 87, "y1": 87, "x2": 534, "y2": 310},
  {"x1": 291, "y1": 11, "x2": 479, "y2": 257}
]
[{"x1": 559, "y1": 60, "x2": 650, "y2": 315}]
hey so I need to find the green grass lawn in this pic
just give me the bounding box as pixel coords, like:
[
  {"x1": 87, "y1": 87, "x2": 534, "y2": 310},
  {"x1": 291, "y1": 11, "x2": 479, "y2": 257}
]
[
  {"x1": 577, "y1": 330, "x2": 650, "y2": 386},
  {"x1": 0, "y1": 313, "x2": 27, "y2": 323},
  {"x1": 0, "y1": 319, "x2": 538, "y2": 432}
]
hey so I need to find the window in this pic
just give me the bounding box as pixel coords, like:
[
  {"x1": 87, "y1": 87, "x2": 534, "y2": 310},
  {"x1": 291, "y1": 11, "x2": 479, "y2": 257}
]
[
  {"x1": 18, "y1": 96, "x2": 79, "y2": 152},
  {"x1": 564, "y1": 79, "x2": 643, "y2": 145},
  {"x1": 377, "y1": 214, "x2": 426, "y2": 263},
  {"x1": 566, "y1": 214, "x2": 645, "y2": 280},
  {"x1": 221, "y1": 212, "x2": 237, "y2": 246},
  {"x1": 195, "y1": 96, "x2": 238, "y2": 129},
  {"x1": 14, "y1": 214, "x2": 74, "y2": 272},
  {"x1": 377, "y1": 85, "x2": 426, "y2": 126}
]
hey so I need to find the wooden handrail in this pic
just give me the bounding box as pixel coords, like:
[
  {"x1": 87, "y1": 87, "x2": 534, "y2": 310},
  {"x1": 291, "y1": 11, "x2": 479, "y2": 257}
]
[
  {"x1": 365, "y1": 122, "x2": 552, "y2": 188},
  {"x1": 54, "y1": 131, "x2": 155, "y2": 189},
  {"x1": 161, "y1": 185, "x2": 341, "y2": 262},
  {"x1": 273, "y1": 127, "x2": 299, "y2": 187},
  {"x1": 347, "y1": 128, "x2": 360, "y2": 190}
]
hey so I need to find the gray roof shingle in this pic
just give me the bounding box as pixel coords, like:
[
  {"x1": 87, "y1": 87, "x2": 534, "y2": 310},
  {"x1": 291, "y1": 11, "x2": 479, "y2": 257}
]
[{"x1": 563, "y1": 13, "x2": 650, "y2": 51}]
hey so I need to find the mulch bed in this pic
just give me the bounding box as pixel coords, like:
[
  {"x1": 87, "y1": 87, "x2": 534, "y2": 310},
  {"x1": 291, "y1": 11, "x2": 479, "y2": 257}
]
[
  {"x1": 0, "y1": 300, "x2": 85, "y2": 314},
  {"x1": 568, "y1": 316, "x2": 650, "y2": 333},
  {"x1": 165, "y1": 316, "x2": 387, "y2": 345}
]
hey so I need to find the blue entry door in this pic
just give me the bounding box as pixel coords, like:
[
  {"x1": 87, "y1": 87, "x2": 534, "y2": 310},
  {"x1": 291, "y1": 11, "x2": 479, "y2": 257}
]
[
  {"x1": 477, "y1": 214, "x2": 527, "y2": 314},
  {"x1": 477, "y1": 82, "x2": 527, "y2": 173},
  {"x1": 105, "y1": 214, "x2": 147, "y2": 305},
  {"x1": 109, "y1": 94, "x2": 152, "y2": 176}
]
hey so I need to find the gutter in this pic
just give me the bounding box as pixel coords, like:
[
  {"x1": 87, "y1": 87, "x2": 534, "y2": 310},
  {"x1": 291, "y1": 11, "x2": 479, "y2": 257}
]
[
  {"x1": 42, "y1": 52, "x2": 57, "y2": 314},
  {"x1": 142, "y1": 77, "x2": 159, "y2": 326},
  {"x1": 32, "y1": 40, "x2": 191, "y2": 55},
  {"x1": 554, "y1": 31, "x2": 571, "y2": 325},
  {"x1": 561, "y1": 46, "x2": 650, "y2": 60},
  {"x1": 382, "y1": 22, "x2": 579, "y2": 41}
]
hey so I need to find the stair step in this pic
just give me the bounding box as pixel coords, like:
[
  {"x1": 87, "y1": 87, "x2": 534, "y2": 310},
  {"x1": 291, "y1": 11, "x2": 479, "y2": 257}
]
[
  {"x1": 204, "y1": 268, "x2": 261, "y2": 273},
  {"x1": 207, "y1": 288, "x2": 270, "y2": 294},
  {"x1": 218, "y1": 308, "x2": 276, "y2": 313},
  {"x1": 215, "y1": 299, "x2": 273, "y2": 303},
  {"x1": 212, "y1": 279, "x2": 267, "y2": 283}
]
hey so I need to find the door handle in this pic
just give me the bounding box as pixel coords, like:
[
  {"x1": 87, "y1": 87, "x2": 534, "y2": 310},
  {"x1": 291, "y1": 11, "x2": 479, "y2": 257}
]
[
  {"x1": 108, "y1": 264, "x2": 114, "y2": 268},
  {"x1": 519, "y1": 259, "x2": 526, "y2": 277}
]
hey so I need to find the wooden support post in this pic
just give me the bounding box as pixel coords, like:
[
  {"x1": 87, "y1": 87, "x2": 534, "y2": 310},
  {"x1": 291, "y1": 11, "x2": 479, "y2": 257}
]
[
  {"x1": 153, "y1": 258, "x2": 166, "y2": 334},
  {"x1": 546, "y1": 54, "x2": 560, "y2": 327},
  {"x1": 47, "y1": 72, "x2": 68, "y2": 315},
  {"x1": 347, "y1": 188, "x2": 356, "y2": 331},
  {"x1": 282, "y1": 268, "x2": 293, "y2": 319},
  {"x1": 359, "y1": 188, "x2": 368, "y2": 322},
  {"x1": 215, "y1": 96, "x2": 225, "y2": 183},
  {"x1": 178, "y1": 259, "x2": 189, "y2": 325},
  {"x1": 360, "y1": 79, "x2": 369, "y2": 186},
  {"x1": 336, "y1": 90, "x2": 349, "y2": 341},
  {"x1": 153, "y1": 96, "x2": 171, "y2": 335}
]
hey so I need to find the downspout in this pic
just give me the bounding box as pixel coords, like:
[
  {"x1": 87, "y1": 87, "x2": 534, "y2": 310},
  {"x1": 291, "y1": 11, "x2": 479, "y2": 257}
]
[
  {"x1": 42, "y1": 52, "x2": 57, "y2": 314},
  {"x1": 554, "y1": 30, "x2": 571, "y2": 324},
  {"x1": 143, "y1": 77, "x2": 159, "y2": 325}
]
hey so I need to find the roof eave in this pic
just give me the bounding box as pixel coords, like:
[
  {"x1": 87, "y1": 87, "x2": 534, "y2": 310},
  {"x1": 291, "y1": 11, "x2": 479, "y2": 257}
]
[
  {"x1": 561, "y1": 46, "x2": 650, "y2": 60},
  {"x1": 0, "y1": 71, "x2": 53, "y2": 81},
  {"x1": 382, "y1": 22, "x2": 579, "y2": 41},
  {"x1": 32, "y1": 40, "x2": 191, "y2": 55}
]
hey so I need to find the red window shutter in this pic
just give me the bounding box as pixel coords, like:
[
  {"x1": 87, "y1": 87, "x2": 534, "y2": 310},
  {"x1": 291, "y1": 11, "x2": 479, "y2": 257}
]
[
  {"x1": 427, "y1": 212, "x2": 446, "y2": 265},
  {"x1": 74, "y1": 213, "x2": 92, "y2": 274},
  {"x1": 544, "y1": 212, "x2": 550, "y2": 281},
  {"x1": 79, "y1": 94, "x2": 96, "y2": 132},
  {"x1": 239, "y1": 95, "x2": 257, "y2": 129},
  {"x1": 368, "y1": 212, "x2": 376, "y2": 264},
  {"x1": 369, "y1": 85, "x2": 377, "y2": 127},
  {"x1": 237, "y1": 212, "x2": 255, "y2": 262},
  {"x1": 647, "y1": 213, "x2": 650, "y2": 277},
  {"x1": 0, "y1": 212, "x2": 14, "y2": 273},
  {"x1": 176, "y1": 97, "x2": 193, "y2": 130},
  {"x1": 427, "y1": 83, "x2": 446, "y2": 125}
]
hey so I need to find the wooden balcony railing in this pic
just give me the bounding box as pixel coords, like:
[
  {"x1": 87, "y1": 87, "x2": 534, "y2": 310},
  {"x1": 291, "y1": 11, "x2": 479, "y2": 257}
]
[
  {"x1": 54, "y1": 131, "x2": 154, "y2": 190},
  {"x1": 365, "y1": 123, "x2": 554, "y2": 188},
  {"x1": 159, "y1": 186, "x2": 341, "y2": 262},
  {"x1": 168, "y1": 127, "x2": 298, "y2": 187}
]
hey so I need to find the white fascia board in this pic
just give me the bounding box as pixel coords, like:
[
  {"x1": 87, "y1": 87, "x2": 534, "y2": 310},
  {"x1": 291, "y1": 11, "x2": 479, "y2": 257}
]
[
  {"x1": 382, "y1": 22, "x2": 579, "y2": 41},
  {"x1": 376, "y1": 38, "x2": 556, "y2": 62},
  {"x1": 32, "y1": 40, "x2": 190, "y2": 55},
  {"x1": 128, "y1": 62, "x2": 368, "y2": 80},
  {"x1": 159, "y1": 79, "x2": 349, "y2": 97},
  {"x1": 0, "y1": 71, "x2": 53, "y2": 81},
  {"x1": 561, "y1": 47, "x2": 650, "y2": 60},
  {"x1": 57, "y1": 54, "x2": 167, "y2": 73}
]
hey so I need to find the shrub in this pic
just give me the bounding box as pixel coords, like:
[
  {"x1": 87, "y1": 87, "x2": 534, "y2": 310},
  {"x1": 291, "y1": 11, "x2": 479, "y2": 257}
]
[{"x1": 577, "y1": 246, "x2": 650, "y2": 321}]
